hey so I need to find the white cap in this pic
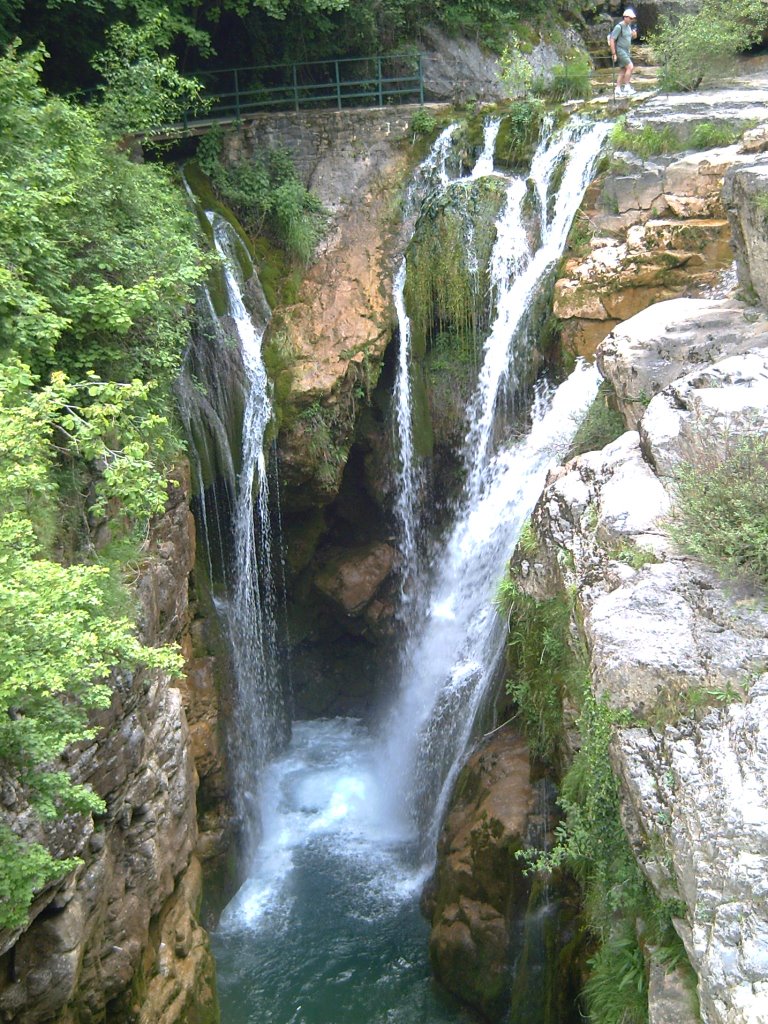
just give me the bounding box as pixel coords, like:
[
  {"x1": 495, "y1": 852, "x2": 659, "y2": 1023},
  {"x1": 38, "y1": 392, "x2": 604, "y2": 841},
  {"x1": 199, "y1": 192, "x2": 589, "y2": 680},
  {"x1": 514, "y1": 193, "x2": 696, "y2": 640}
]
[{"x1": 623, "y1": 8, "x2": 636, "y2": 16}]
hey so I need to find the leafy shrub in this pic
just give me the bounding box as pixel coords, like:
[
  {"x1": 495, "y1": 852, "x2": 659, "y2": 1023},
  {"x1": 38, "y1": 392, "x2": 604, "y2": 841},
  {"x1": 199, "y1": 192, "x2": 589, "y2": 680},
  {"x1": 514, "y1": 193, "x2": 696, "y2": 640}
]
[
  {"x1": 500, "y1": 35, "x2": 534, "y2": 97},
  {"x1": 410, "y1": 108, "x2": 437, "y2": 140},
  {"x1": 650, "y1": 0, "x2": 768, "y2": 92},
  {"x1": 198, "y1": 131, "x2": 328, "y2": 265},
  {"x1": 671, "y1": 427, "x2": 768, "y2": 587},
  {"x1": 0, "y1": 45, "x2": 207, "y2": 386},
  {"x1": 91, "y1": 13, "x2": 207, "y2": 137}
]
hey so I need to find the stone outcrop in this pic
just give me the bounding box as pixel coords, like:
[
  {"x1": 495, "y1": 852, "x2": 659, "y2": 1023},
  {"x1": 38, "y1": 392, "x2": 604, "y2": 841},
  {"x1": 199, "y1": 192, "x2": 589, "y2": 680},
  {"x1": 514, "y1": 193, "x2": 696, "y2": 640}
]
[
  {"x1": 0, "y1": 468, "x2": 218, "y2": 1024},
  {"x1": 722, "y1": 155, "x2": 768, "y2": 308},
  {"x1": 516, "y1": 290, "x2": 768, "y2": 1024},
  {"x1": 557, "y1": 73, "x2": 768, "y2": 356},
  {"x1": 596, "y1": 297, "x2": 768, "y2": 429},
  {"x1": 423, "y1": 728, "x2": 536, "y2": 1020},
  {"x1": 556, "y1": 144, "x2": 743, "y2": 356}
]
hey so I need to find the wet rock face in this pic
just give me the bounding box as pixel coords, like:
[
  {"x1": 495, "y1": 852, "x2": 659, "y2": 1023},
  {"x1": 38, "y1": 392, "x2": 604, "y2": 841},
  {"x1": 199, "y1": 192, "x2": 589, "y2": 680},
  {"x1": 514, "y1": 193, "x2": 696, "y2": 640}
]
[
  {"x1": 723, "y1": 156, "x2": 768, "y2": 307},
  {"x1": 520, "y1": 295, "x2": 768, "y2": 1024},
  {"x1": 557, "y1": 147, "x2": 740, "y2": 357},
  {"x1": 424, "y1": 728, "x2": 535, "y2": 1020},
  {"x1": 0, "y1": 469, "x2": 218, "y2": 1024}
]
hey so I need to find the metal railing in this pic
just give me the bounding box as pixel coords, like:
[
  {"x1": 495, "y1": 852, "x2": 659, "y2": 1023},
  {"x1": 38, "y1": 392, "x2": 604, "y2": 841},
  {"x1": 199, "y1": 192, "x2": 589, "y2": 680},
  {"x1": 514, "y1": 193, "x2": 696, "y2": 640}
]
[{"x1": 183, "y1": 52, "x2": 425, "y2": 125}]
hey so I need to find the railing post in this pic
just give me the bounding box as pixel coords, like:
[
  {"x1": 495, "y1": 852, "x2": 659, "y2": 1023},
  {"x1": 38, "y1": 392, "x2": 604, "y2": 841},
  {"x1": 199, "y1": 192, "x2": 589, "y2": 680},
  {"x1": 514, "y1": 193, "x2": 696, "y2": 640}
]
[
  {"x1": 292, "y1": 64, "x2": 299, "y2": 112},
  {"x1": 234, "y1": 68, "x2": 240, "y2": 118},
  {"x1": 377, "y1": 56, "x2": 383, "y2": 106},
  {"x1": 335, "y1": 60, "x2": 341, "y2": 109},
  {"x1": 418, "y1": 52, "x2": 424, "y2": 104}
]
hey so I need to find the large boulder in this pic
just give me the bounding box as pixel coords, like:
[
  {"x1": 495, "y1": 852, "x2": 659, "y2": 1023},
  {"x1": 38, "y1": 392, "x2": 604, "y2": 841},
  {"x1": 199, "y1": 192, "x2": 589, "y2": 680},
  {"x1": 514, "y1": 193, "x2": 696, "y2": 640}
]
[
  {"x1": 518, "y1": 319, "x2": 768, "y2": 1022},
  {"x1": 424, "y1": 728, "x2": 535, "y2": 1020},
  {"x1": 597, "y1": 297, "x2": 768, "y2": 429}
]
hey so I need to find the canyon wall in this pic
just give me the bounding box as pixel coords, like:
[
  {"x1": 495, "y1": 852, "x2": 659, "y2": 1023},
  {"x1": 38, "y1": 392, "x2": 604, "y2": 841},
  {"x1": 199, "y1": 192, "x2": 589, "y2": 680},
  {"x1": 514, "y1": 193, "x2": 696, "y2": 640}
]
[{"x1": 0, "y1": 469, "x2": 220, "y2": 1024}]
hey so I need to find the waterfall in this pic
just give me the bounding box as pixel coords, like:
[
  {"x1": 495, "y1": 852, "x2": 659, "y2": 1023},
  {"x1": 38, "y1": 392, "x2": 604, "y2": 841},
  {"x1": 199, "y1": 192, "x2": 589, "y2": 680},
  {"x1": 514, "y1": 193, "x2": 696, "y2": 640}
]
[
  {"x1": 180, "y1": 204, "x2": 288, "y2": 851},
  {"x1": 465, "y1": 116, "x2": 609, "y2": 495},
  {"x1": 391, "y1": 116, "x2": 506, "y2": 589},
  {"x1": 471, "y1": 116, "x2": 502, "y2": 179},
  {"x1": 383, "y1": 117, "x2": 609, "y2": 851},
  {"x1": 212, "y1": 114, "x2": 609, "y2": 1024}
]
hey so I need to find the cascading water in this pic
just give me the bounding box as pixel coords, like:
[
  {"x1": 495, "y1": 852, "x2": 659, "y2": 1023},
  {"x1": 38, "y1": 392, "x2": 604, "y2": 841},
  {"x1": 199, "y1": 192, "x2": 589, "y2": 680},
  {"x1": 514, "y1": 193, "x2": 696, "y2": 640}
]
[
  {"x1": 212, "y1": 114, "x2": 608, "y2": 1023},
  {"x1": 384, "y1": 118, "x2": 610, "y2": 850},
  {"x1": 391, "y1": 118, "x2": 501, "y2": 589},
  {"x1": 180, "y1": 205, "x2": 288, "y2": 851}
]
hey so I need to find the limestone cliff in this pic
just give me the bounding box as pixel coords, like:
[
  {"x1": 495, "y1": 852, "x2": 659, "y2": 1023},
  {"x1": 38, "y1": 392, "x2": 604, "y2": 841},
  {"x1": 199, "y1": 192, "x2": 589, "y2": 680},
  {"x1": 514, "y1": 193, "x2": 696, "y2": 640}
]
[
  {"x1": 0, "y1": 467, "x2": 219, "y2": 1024},
  {"x1": 510, "y1": 98, "x2": 768, "y2": 1024},
  {"x1": 429, "y1": 75, "x2": 768, "y2": 1024}
]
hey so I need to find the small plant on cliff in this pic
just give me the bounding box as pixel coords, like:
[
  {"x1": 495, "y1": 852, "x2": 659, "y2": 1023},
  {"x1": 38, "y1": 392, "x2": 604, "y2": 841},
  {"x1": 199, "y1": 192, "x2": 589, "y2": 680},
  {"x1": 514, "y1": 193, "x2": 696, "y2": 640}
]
[
  {"x1": 499, "y1": 35, "x2": 533, "y2": 99},
  {"x1": 498, "y1": 577, "x2": 584, "y2": 761},
  {"x1": 409, "y1": 108, "x2": 437, "y2": 142},
  {"x1": 197, "y1": 130, "x2": 328, "y2": 265},
  {"x1": 670, "y1": 425, "x2": 768, "y2": 587},
  {"x1": 567, "y1": 381, "x2": 626, "y2": 459}
]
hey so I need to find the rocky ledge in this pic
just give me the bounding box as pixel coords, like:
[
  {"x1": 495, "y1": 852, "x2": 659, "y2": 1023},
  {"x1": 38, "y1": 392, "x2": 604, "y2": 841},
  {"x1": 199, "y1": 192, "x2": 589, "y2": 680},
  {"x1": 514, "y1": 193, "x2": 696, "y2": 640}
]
[{"x1": 519, "y1": 294, "x2": 768, "y2": 1024}]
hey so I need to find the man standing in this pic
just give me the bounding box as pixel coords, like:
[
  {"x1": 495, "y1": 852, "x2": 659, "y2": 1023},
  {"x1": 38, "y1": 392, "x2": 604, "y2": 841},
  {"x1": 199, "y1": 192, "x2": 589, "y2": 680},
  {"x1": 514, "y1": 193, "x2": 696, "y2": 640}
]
[{"x1": 610, "y1": 8, "x2": 638, "y2": 97}]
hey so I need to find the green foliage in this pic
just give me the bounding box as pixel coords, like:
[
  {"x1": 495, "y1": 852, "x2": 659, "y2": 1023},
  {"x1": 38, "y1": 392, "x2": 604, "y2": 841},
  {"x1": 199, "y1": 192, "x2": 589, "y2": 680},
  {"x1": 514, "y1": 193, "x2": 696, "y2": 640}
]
[
  {"x1": 0, "y1": 43, "x2": 198, "y2": 933},
  {"x1": 498, "y1": 577, "x2": 585, "y2": 760},
  {"x1": 197, "y1": 132, "x2": 328, "y2": 265},
  {"x1": 583, "y1": 931, "x2": 648, "y2": 1024},
  {"x1": 500, "y1": 35, "x2": 534, "y2": 97},
  {"x1": 756, "y1": 192, "x2": 768, "y2": 222},
  {"x1": 410, "y1": 108, "x2": 437, "y2": 141},
  {"x1": 671, "y1": 427, "x2": 768, "y2": 587},
  {"x1": 689, "y1": 122, "x2": 741, "y2": 150},
  {"x1": 433, "y1": 0, "x2": 523, "y2": 51},
  {"x1": 0, "y1": 826, "x2": 79, "y2": 931},
  {"x1": 610, "y1": 117, "x2": 677, "y2": 159},
  {"x1": 534, "y1": 53, "x2": 592, "y2": 102},
  {"x1": 0, "y1": 45, "x2": 207, "y2": 385},
  {"x1": 567, "y1": 380, "x2": 625, "y2": 458},
  {"x1": 650, "y1": 0, "x2": 768, "y2": 92},
  {"x1": 405, "y1": 177, "x2": 504, "y2": 353},
  {"x1": 495, "y1": 100, "x2": 544, "y2": 170},
  {"x1": 611, "y1": 117, "x2": 741, "y2": 159},
  {"x1": 611, "y1": 542, "x2": 659, "y2": 570},
  {"x1": 91, "y1": 13, "x2": 207, "y2": 137},
  {"x1": 0, "y1": 360, "x2": 183, "y2": 799}
]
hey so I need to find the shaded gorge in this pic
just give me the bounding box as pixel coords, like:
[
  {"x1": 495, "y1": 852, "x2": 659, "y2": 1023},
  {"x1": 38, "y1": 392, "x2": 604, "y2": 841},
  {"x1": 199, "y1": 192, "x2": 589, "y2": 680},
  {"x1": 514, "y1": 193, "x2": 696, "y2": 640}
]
[{"x1": 183, "y1": 111, "x2": 609, "y2": 1023}]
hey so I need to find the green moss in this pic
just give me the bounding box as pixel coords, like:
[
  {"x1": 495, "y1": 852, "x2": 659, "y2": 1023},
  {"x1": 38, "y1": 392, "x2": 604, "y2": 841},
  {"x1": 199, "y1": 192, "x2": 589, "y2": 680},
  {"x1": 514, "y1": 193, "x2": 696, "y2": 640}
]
[
  {"x1": 405, "y1": 176, "x2": 506, "y2": 350},
  {"x1": 410, "y1": 365, "x2": 434, "y2": 459},
  {"x1": 262, "y1": 325, "x2": 297, "y2": 442},
  {"x1": 495, "y1": 100, "x2": 545, "y2": 171},
  {"x1": 567, "y1": 381, "x2": 626, "y2": 458}
]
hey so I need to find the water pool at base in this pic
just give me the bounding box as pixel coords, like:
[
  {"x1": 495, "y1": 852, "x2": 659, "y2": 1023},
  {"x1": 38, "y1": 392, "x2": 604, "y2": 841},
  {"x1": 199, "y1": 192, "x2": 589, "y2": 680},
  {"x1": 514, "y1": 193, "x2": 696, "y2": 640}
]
[{"x1": 212, "y1": 719, "x2": 474, "y2": 1024}]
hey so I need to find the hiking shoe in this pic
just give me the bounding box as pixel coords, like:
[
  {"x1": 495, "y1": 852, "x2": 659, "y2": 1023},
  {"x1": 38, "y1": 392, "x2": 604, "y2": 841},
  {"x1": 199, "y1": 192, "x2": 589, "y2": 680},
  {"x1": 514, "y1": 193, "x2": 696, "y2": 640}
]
[{"x1": 624, "y1": 85, "x2": 636, "y2": 96}]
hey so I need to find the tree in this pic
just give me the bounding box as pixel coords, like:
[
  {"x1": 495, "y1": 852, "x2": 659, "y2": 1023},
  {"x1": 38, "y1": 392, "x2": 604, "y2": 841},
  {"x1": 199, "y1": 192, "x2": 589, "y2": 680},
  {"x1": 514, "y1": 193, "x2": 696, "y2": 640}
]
[{"x1": 650, "y1": 0, "x2": 768, "y2": 91}]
